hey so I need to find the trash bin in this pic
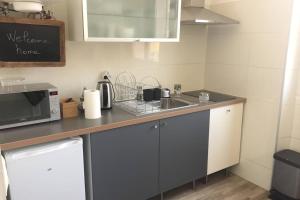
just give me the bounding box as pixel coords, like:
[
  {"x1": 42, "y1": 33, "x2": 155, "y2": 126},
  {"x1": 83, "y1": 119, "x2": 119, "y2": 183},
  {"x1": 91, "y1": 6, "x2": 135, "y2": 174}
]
[{"x1": 270, "y1": 150, "x2": 300, "y2": 200}]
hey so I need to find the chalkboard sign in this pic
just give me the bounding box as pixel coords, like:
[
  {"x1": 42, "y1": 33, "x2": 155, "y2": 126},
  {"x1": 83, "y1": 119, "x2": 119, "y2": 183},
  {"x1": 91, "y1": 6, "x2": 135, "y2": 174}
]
[{"x1": 0, "y1": 17, "x2": 65, "y2": 67}]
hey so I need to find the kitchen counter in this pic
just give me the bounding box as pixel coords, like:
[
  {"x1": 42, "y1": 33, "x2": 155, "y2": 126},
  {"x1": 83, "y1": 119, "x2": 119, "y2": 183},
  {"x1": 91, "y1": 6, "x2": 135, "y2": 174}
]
[{"x1": 0, "y1": 93, "x2": 246, "y2": 151}]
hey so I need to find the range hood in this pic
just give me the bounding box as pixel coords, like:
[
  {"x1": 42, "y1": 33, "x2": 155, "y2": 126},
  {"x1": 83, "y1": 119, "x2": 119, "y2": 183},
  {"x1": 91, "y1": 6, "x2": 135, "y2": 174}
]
[{"x1": 181, "y1": 0, "x2": 239, "y2": 25}]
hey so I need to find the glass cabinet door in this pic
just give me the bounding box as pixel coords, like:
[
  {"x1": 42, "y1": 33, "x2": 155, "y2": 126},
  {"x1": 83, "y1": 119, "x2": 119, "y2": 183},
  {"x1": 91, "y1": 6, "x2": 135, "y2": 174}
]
[{"x1": 84, "y1": 0, "x2": 181, "y2": 41}]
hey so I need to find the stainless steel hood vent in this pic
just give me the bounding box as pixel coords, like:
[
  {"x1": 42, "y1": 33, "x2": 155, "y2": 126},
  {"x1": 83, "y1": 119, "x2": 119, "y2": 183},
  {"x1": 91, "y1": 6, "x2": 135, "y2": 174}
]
[{"x1": 181, "y1": 0, "x2": 239, "y2": 25}]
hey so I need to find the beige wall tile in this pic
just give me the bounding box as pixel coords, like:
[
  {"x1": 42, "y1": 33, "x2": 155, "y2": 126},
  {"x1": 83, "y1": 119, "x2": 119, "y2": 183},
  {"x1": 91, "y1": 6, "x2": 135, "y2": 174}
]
[
  {"x1": 278, "y1": 104, "x2": 296, "y2": 139},
  {"x1": 281, "y1": 69, "x2": 299, "y2": 105},
  {"x1": 209, "y1": 0, "x2": 292, "y2": 34},
  {"x1": 231, "y1": 158, "x2": 273, "y2": 189},
  {"x1": 290, "y1": 139, "x2": 300, "y2": 152},
  {"x1": 277, "y1": 137, "x2": 292, "y2": 151},
  {"x1": 206, "y1": 33, "x2": 249, "y2": 65},
  {"x1": 291, "y1": 104, "x2": 300, "y2": 140},
  {"x1": 248, "y1": 34, "x2": 288, "y2": 69},
  {"x1": 241, "y1": 98, "x2": 279, "y2": 169},
  {"x1": 239, "y1": 0, "x2": 292, "y2": 34},
  {"x1": 246, "y1": 67, "x2": 284, "y2": 101},
  {"x1": 205, "y1": 64, "x2": 247, "y2": 97}
]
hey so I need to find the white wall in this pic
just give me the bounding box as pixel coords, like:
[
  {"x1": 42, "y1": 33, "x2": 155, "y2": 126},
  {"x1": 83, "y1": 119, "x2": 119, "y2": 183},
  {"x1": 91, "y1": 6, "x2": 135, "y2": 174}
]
[
  {"x1": 278, "y1": 0, "x2": 300, "y2": 153},
  {"x1": 0, "y1": 0, "x2": 207, "y2": 98},
  {"x1": 204, "y1": 0, "x2": 293, "y2": 189},
  {"x1": 0, "y1": 150, "x2": 6, "y2": 200}
]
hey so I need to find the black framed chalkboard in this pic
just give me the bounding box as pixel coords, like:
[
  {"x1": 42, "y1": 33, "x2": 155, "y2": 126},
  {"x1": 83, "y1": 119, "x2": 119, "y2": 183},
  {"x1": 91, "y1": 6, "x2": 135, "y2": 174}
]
[{"x1": 0, "y1": 17, "x2": 65, "y2": 67}]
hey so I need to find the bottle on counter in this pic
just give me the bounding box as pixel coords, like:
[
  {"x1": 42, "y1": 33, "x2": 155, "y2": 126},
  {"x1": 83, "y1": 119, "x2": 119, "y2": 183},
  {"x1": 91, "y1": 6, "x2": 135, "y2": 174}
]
[
  {"x1": 78, "y1": 87, "x2": 87, "y2": 113},
  {"x1": 136, "y1": 85, "x2": 143, "y2": 101}
]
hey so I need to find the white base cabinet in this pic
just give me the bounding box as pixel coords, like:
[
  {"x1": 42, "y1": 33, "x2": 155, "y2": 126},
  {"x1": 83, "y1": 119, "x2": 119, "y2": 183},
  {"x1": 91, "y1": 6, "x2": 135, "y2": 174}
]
[{"x1": 207, "y1": 103, "x2": 244, "y2": 175}]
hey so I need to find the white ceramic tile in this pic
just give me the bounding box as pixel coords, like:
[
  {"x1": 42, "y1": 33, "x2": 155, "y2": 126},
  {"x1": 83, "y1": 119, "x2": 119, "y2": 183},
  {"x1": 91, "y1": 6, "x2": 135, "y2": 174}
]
[
  {"x1": 246, "y1": 67, "x2": 284, "y2": 101},
  {"x1": 281, "y1": 69, "x2": 299, "y2": 105},
  {"x1": 118, "y1": 26, "x2": 207, "y2": 66},
  {"x1": 293, "y1": 74, "x2": 300, "y2": 97},
  {"x1": 241, "y1": 98, "x2": 280, "y2": 170},
  {"x1": 278, "y1": 104, "x2": 295, "y2": 139},
  {"x1": 180, "y1": 25, "x2": 207, "y2": 36},
  {"x1": 231, "y1": 158, "x2": 273, "y2": 190},
  {"x1": 291, "y1": 105, "x2": 300, "y2": 139},
  {"x1": 248, "y1": 34, "x2": 288, "y2": 69},
  {"x1": 290, "y1": 139, "x2": 300, "y2": 152},
  {"x1": 209, "y1": 0, "x2": 293, "y2": 34},
  {"x1": 207, "y1": 1, "x2": 243, "y2": 34},
  {"x1": 128, "y1": 63, "x2": 206, "y2": 92},
  {"x1": 206, "y1": 33, "x2": 250, "y2": 65},
  {"x1": 207, "y1": 0, "x2": 240, "y2": 6},
  {"x1": 158, "y1": 26, "x2": 207, "y2": 65},
  {"x1": 239, "y1": 0, "x2": 292, "y2": 34},
  {"x1": 205, "y1": 64, "x2": 247, "y2": 97},
  {"x1": 277, "y1": 137, "x2": 292, "y2": 151},
  {"x1": 286, "y1": 34, "x2": 300, "y2": 70}
]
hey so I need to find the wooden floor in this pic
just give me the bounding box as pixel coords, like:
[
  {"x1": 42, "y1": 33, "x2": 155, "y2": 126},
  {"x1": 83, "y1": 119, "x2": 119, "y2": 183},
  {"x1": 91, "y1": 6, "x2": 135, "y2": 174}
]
[{"x1": 155, "y1": 172, "x2": 270, "y2": 200}]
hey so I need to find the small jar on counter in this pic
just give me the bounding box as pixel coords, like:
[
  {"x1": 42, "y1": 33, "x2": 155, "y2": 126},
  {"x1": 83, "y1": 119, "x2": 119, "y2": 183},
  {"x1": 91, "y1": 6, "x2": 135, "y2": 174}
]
[{"x1": 136, "y1": 85, "x2": 143, "y2": 101}]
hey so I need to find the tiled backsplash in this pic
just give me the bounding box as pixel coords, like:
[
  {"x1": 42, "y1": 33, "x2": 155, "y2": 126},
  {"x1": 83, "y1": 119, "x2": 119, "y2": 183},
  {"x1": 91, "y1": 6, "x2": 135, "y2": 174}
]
[{"x1": 0, "y1": 35, "x2": 207, "y2": 98}]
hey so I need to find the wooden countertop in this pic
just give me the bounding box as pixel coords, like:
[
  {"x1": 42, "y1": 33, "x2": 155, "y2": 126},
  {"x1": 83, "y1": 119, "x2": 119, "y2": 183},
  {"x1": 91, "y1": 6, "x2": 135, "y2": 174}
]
[{"x1": 0, "y1": 95, "x2": 246, "y2": 151}]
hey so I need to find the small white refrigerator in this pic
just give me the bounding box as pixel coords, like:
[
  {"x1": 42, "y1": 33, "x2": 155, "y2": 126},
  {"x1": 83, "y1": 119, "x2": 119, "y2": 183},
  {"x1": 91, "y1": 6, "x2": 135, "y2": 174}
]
[{"x1": 4, "y1": 137, "x2": 86, "y2": 200}]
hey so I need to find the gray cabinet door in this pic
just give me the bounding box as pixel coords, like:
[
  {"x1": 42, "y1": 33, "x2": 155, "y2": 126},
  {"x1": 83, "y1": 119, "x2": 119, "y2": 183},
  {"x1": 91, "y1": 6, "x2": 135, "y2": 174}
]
[
  {"x1": 159, "y1": 111, "x2": 210, "y2": 192},
  {"x1": 90, "y1": 121, "x2": 160, "y2": 200}
]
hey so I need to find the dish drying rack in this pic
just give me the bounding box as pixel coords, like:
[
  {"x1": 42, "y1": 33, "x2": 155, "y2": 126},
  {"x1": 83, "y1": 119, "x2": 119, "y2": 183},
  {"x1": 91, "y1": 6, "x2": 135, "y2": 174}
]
[
  {"x1": 114, "y1": 83, "x2": 138, "y2": 101},
  {"x1": 115, "y1": 100, "x2": 162, "y2": 116},
  {"x1": 114, "y1": 72, "x2": 161, "y2": 102},
  {"x1": 113, "y1": 72, "x2": 162, "y2": 115}
]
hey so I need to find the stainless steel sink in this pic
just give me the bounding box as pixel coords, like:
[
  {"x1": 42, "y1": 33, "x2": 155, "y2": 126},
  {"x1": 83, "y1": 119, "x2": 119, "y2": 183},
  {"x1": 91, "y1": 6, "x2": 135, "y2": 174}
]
[
  {"x1": 160, "y1": 98, "x2": 191, "y2": 110},
  {"x1": 115, "y1": 98, "x2": 197, "y2": 116}
]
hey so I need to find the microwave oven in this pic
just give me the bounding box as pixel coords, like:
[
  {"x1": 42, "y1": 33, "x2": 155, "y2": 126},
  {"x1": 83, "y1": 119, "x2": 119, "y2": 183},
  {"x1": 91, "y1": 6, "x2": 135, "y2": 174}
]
[{"x1": 0, "y1": 83, "x2": 61, "y2": 130}]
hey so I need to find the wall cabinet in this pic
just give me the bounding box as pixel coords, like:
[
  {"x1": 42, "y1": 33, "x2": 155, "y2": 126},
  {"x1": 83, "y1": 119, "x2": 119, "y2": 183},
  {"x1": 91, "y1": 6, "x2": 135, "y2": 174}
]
[
  {"x1": 159, "y1": 111, "x2": 209, "y2": 192},
  {"x1": 207, "y1": 103, "x2": 244, "y2": 175},
  {"x1": 90, "y1": 121, "x2": 160, "y2": 200},
  {"x1": 68, "y1": 0, "x2": 181, "y2": 42}
]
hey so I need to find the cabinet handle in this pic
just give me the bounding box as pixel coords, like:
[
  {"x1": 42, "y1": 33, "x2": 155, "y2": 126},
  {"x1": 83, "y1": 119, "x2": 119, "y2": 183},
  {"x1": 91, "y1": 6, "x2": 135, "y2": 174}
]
[
  {"x1": 152, "y1": 125, "x2": 159, "y2": 129},
  {"x1": 226, "y1": 109, "x2": 231, "y2": 113},
  {"x1": 160, "y1": 122, "x2": 167, "y2": 127}
]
